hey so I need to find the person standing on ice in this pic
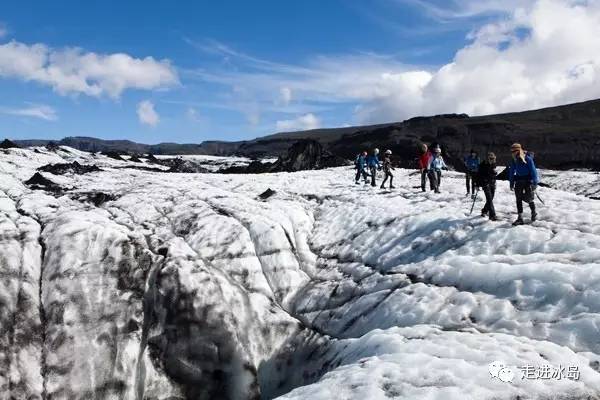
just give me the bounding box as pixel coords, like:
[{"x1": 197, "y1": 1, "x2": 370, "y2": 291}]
[
  {"x1": 427, "y1": 146, "x2": 447, "y2": 193},
  {"x1": 366, "y1": 148, "x2": 380, "y2": 187},
  {"x1": 508, "y1": 143, "x2": 539, "y2": 225},
  {"x1": 464, "y1": 149, "x2": 480, "y2": 198},
  {"x1": 354, "y1": 151, "x2": 369, "y2": 184},
  {"x1": 476, "y1": 152, "x2": 498, "y2": 221},
  {"x1": 380, "y1": 149, "x2": 395, "y2": 189},
  {"x1": 418, "y1": 143, "x2": 432, "y2": 192}
]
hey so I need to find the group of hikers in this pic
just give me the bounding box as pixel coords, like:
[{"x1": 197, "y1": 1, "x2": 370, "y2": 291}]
[{"x1": 354, "y1": 142, "x2": 539, "y2": 225}]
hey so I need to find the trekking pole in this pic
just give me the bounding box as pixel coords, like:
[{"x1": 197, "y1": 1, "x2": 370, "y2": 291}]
[
  {"x1": 535, "y1": 191, "x2": 545, "y2": 205},
  {"x1": 469, "y1": 188, "x2": 479, "y2": 215}
]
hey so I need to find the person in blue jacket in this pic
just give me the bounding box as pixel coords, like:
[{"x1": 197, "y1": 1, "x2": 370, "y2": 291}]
[
  {"x1": 427, "y1": 146, "x2": 447, "y2": 193},
  {"x1": 366, "y1": 148, "x2": 380, "y2": 187},
  {"x1": 508, "y1": 143, "x2": 539, "y2": 225},
  {"x1": 464, "y1": 149, "x2": 480, "y2": 198},
  {"x1": 354, "y1": 151, "x2": 369, "y2": 184}
]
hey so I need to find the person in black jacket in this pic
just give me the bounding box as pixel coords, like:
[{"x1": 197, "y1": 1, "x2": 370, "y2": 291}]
[{"x1": 476, "y1": 152, "x2": 498, "y2": 221}]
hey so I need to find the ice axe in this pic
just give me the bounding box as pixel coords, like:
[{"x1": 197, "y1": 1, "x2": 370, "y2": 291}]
[
  {"x1": 469, "y1": 187, "x2": 480, "y2": 215},
  {"x1": 535, "y1": 190, "x2": 545, "y2": 205}
]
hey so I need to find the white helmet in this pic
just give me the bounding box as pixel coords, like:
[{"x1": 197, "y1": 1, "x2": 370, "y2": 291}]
[
  {"x1": 385, "y1": 149, "x2": 392, "y2": 155},
  {"x1": 374, "y1": 148, "x2": 379, "y2": 155}
]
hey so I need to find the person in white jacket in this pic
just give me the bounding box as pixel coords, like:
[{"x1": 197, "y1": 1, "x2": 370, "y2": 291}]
[{"x1": 427, "y1": 146, "x2": 447, "y2": 193}]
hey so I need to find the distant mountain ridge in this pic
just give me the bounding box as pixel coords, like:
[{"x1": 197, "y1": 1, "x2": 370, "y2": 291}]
[{"x1": 12, "y1": 99, "x2": 600, "y2": 170}]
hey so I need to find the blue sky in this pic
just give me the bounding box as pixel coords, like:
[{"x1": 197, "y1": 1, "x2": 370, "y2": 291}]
[{"x1": 2, "y1": 0, "x2": 600, "y2": 143}]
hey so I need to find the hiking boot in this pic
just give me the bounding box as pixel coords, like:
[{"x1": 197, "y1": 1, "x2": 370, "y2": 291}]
[
  {"x1": 355, "y1": 181, "x2": 360, "y2": 185},
  {"x1": 512, "y1": 217, "x2": 524, "y2": 226},
  {"x1": 481, "y1": 210, "x2": 488, "y2": 217},
  {"x1": 435, "y1": 189, "x2": 440, "y2": 193},
  {"x1": 489, "y1": 215, "x2": 497, "y2": 221},
  {"x1": 390, "y1": 185, "x2": 396, "y2": 189},
  {"x1": 531, "y1": 212, "x2": 537, "y2": 222},
  {"x1": 380, "y1": 185, "x2": 385, "y2": 189}
]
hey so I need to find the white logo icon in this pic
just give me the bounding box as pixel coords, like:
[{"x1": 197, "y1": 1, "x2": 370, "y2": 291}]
[
  {"x1": 489, "y1": 361, "x2": 514, "y2": 383},
  {"x1": 498, "y1": 367, "x2": 515, "y2": 383}
]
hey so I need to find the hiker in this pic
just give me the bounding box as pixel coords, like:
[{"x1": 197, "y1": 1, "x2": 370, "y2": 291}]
[
  {"x1": 418, "y1": 143, "x2": 432, "y2": 192},
  {"x1": 427, "y1": 146, "x2": 447, "y2": 193},
  {"x1": 354, "y1": 151, "x2": 369, "y2": 184},
  {"x1": 366, "y1": 148, "x2": 380, "y2": 187},
  {"x1": 464, "y1": 149, "x2": 480, "y2": 198},
  {"x1": 508, "y1": 143, "x2": 539, "y2": 225},
  {"x1": 476, "y1": 152, "x2": 498, "y2": 221},
  {"x1": 380, "y1": 149, "x2": 395, "y2": 189}
]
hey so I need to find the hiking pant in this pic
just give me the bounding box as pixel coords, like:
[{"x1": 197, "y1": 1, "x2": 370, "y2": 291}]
[
  {"x1": 381, "y1": 170, "x2": 393, "y2": 187},
  {"x1": 466, "y1": 172, "x2": 476, "y2": 194},
  {"x1": 370, "y1": 166, "x2": 377, "y2": 186},
  {"x1": 481, "y1": 183, "x2": 496, "y2": 218},
  {"x1": 355, "y1": 168, "x2": 368, "y2": 182},
  {"x1": 421, "y1": 169, "x2": 429, "y2": 191},
  {"x1": 428, "y1": 170, "x2": 442, "y2": 191},
  {"x1": 514, "y1": 181, "x2": 536, "y2": 214}
]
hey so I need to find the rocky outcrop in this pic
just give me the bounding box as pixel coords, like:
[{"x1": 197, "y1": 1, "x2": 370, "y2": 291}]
[
  {"x1": 38, "y1": 161, "x2": 101, "y2": 175},
  {"x1": 220, "y1": 140, "x2": 350, "y2": 174},
  {"x1": 24, "y1": 173, "x2": 63, "y2": 193},
  {"x1": 0, "y1": 139, "x2": 19, "y2": 149},
  {"x1": 271, "y1": 140, "x2": 350, "y2": 172}
]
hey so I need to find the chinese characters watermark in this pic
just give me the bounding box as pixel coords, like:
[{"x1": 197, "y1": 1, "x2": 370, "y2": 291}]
[{"x1": 489, "y1": 361, "x2": 580, "y2": 383}]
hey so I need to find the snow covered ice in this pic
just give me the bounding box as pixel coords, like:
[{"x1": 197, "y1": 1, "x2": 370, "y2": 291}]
[{"x1": 1, "y1": 146, "x2": 599, "y2": 399}]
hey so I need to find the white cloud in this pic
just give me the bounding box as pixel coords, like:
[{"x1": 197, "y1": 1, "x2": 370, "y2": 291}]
[
  {"x1": 0, "y1": 104, "x2": 57, "y2": 121},
  {"x1": 276, "y1": 113, "x2": 320, "y2": 132},
  {"x1": 0, "y1": 40, "x2": 178, "y2": 98},
  {"x1": 396, "y1": 0, "x2": 535, "y2": 21},
  {"x1": 137, "y1": 100, "x2": 159, "y2": 127},
  {"x1": 186, "y1": 107, "x2": 200, "y2": 122},
  {"x1": 190, "y1": 0, "x2": 600, "y2": 126},
  {"x1": 279, "y1": 87, "x2": 292, "y2": 105}
]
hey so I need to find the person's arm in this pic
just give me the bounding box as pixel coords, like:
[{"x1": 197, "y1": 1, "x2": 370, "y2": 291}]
[
  {"x1": 508, "y1": 161, "x2": 515, "y2": 189},
  {"x1": 529, "y1": 158, "x2": 539, "y2": 185}
]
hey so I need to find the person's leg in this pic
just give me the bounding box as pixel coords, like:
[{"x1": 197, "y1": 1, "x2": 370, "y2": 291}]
[
  {"x1": 380, "y1": 172, "x2": 388, "y2": 188},
  {"x1": 355, "y1": 168, "x2": 360, "y2": 182},
  {"x1": 421, "y1": 170, "x2": 427, "y2": 191},
  {"x1": 486, "y1": 185, "x2": 497, "y2": 219},
  {"x1": 389, "y1": 171, "x2": 394, "y2": 188},
  {"x1": 525, "y1": 184, "x2": 537, "y2": 220},
  {"x1": 481, "y1": 185, "x2": 489, "y2": 215},
  {"x1": 516, "y1": 184, "x2": 524, "y2": 214},
  {"x1": 428, "y1": 170, "x2": 436, "y2": 191},
  {"x1": 466, "y1": 173, "x2": 471, "y2": 194},
  {"x1": 371, "y1": 167, "x2": 377, "y2": 186},
  {"x1": 436, "y1": 170, "x2": 442, "y2": 192},
  {"x1": 514, "y1": 182, "x2": 525, "y2": 223},
  {"x1": 472, "y1": 175, "x2": 477, "y2": 194}
]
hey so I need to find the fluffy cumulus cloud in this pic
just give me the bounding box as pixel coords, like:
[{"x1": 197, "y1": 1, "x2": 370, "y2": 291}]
[
  {"x1": 276, "y1": 113, "x2": 320, "y2": 132},
  {"x1": 0, "y1": 40, "x2": 178, "y2": 98},
  {"x1": 0, "y1": 104, "x2": 57, "y2": 121},
  {"x1": 137, "y1": 100, "x2": 159, "y2": 127},
  {"x1": 193, "y1": 0, "x2": 600, "y2": 125}
]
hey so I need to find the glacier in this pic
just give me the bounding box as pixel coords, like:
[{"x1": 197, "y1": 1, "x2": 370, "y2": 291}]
[{"x1": 0, "y1": 146, "x2": 599, "y2": 400}]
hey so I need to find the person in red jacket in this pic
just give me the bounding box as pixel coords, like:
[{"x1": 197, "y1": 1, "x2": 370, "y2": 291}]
[{"x1": 418, "y1": 143, "x2": 432, "y2": 192}]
